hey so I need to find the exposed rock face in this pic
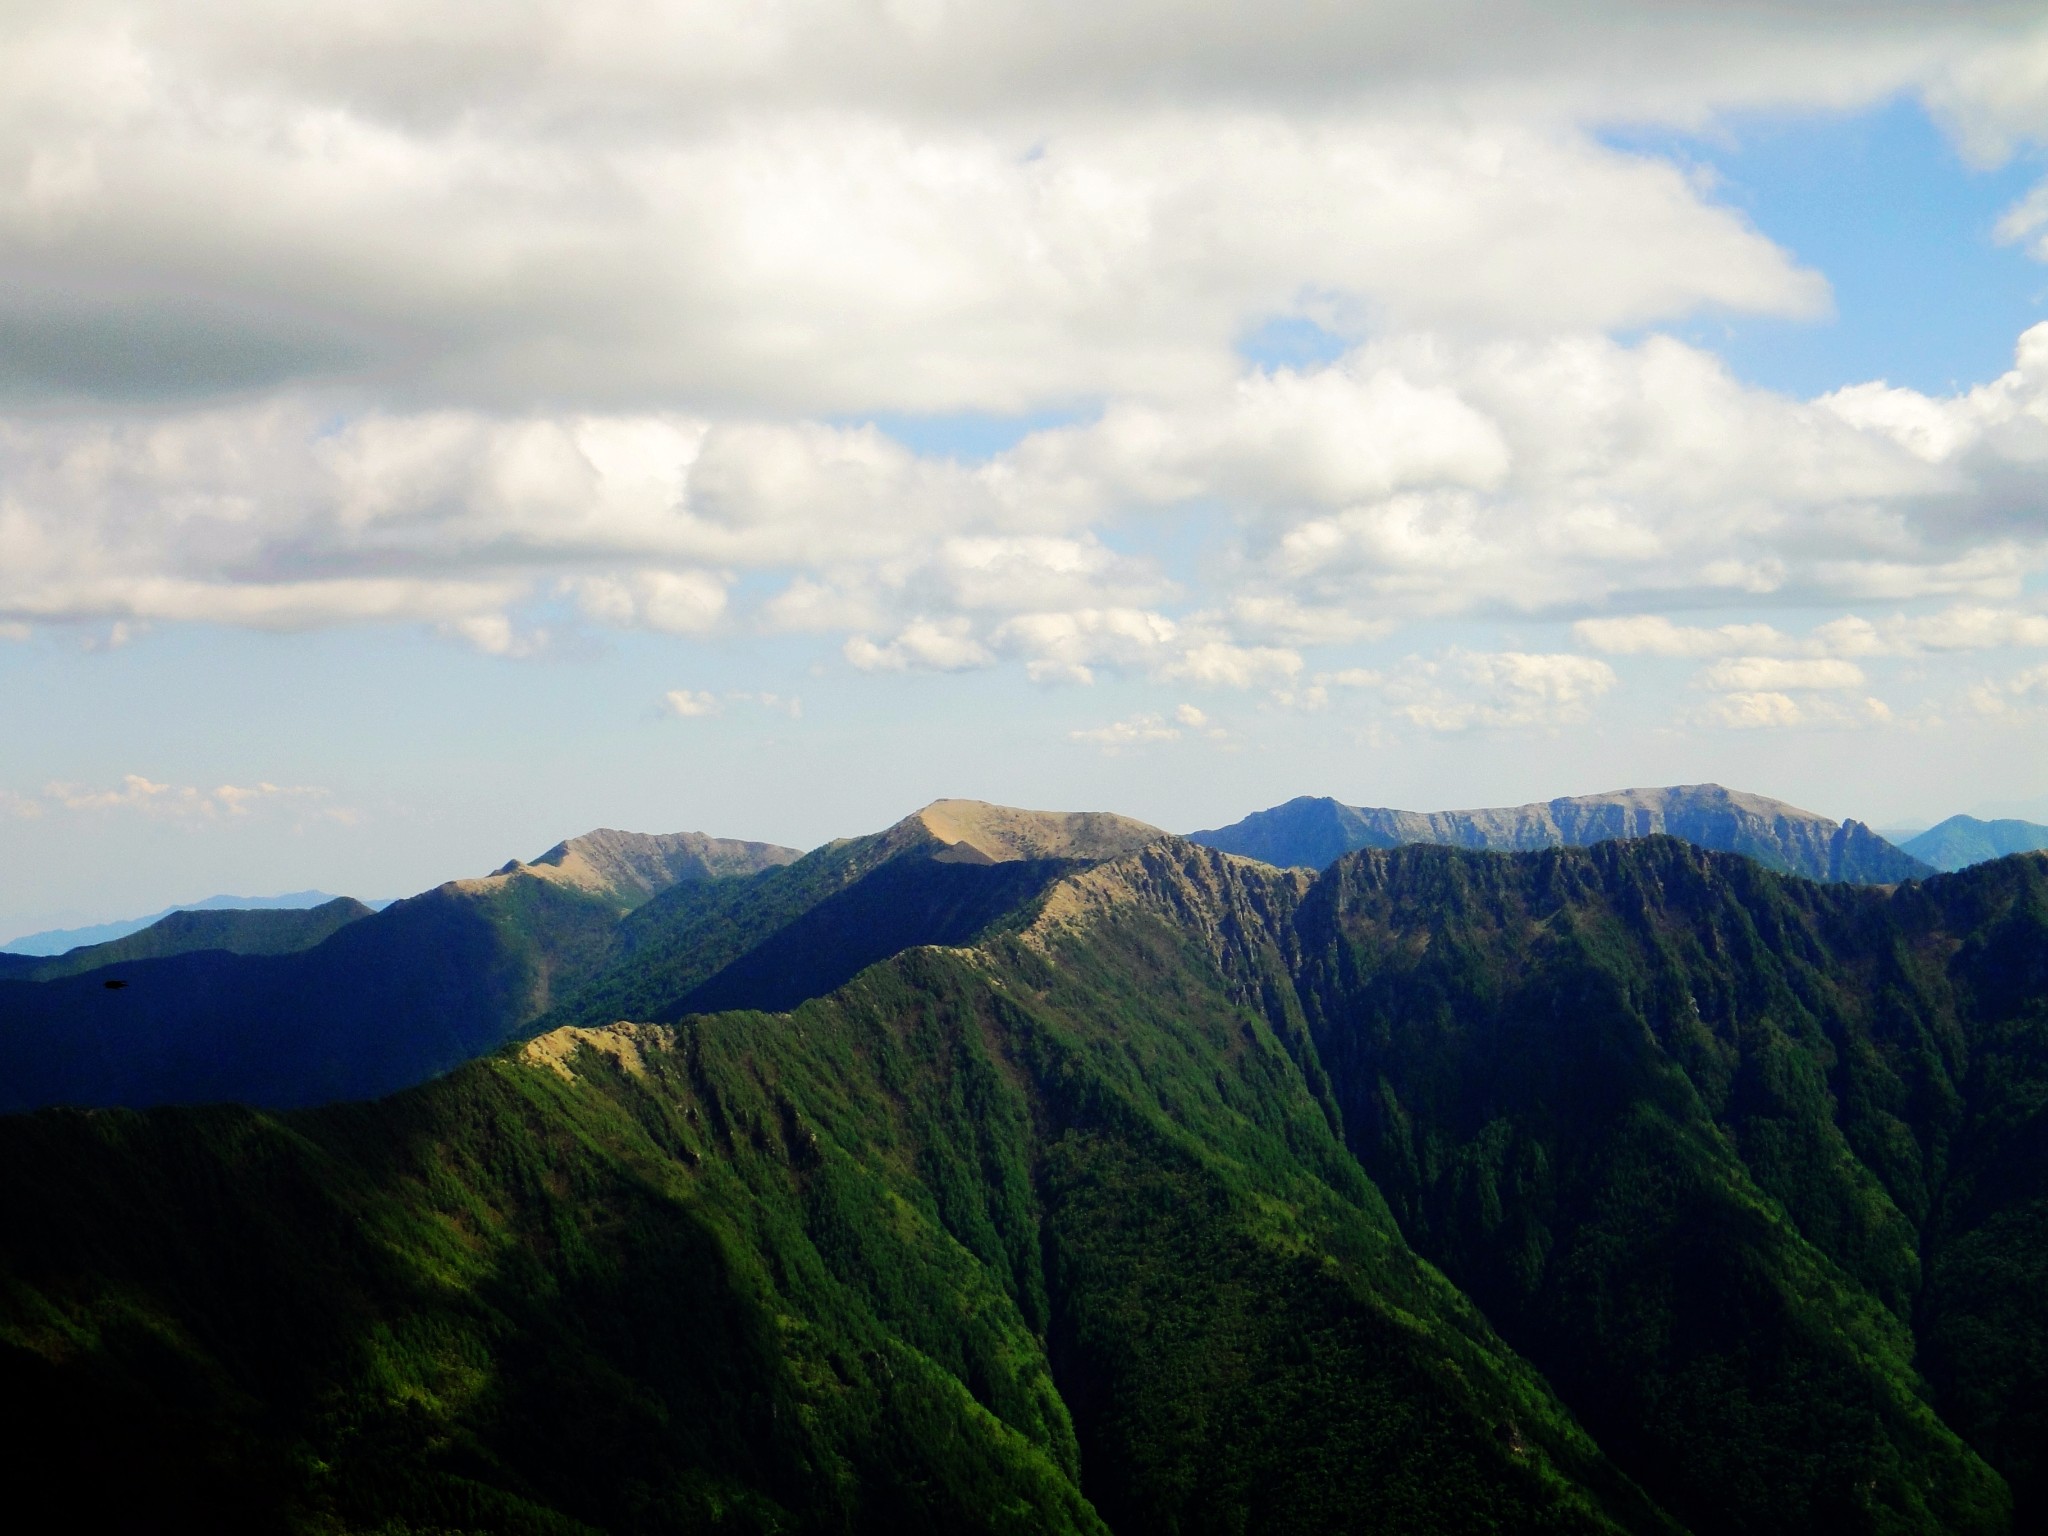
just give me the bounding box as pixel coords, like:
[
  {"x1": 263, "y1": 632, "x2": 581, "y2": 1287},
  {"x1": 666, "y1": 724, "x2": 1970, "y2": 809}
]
[{"x1": 1190, "y1": 783, "x2": 1932, "y2": 884}]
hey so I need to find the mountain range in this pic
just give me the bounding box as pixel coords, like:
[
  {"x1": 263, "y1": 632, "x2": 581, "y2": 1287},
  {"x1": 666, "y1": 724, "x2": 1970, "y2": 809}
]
[
  {"x1": 0, "y1": 888, "x2": 366, "y2": 955},
  {"x1": 1190, "y1": 784, "x2": 1932, "y2": 882},
  {"x1": 2, "y1": 788, "x2": 2047, "y2": 1531},
  {"x1": 0, "y1": 828, "x2": 798, "y2": 1112}
]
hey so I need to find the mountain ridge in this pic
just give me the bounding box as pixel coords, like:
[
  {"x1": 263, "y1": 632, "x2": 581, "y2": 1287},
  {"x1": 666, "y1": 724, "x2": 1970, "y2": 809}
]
[
  {"x1": 1, "y1": 889, "x2": 360, "y2": 956},
  {"x1": 1190, "y1": 783, "x2": 1932, "y2": 884},
  {"x1": 1899, "y1": 814, "x2": 2048, "y2": 872},
  {"x1": 5, "y1": 827, "x2": 2045, "y2": 1531}
]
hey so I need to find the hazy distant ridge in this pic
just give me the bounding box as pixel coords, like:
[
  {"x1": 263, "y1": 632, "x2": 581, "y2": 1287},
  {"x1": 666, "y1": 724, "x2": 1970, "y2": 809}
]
[
  {"x1": 2, "y1": 890, "x2": 358, "y2": 955},
  {"x1": 1898, "y1": 814, "x2": 2048, "y2": 872},
  {"x1": 1190, "y1": 783, "x2": 1933, "y2": 884}
]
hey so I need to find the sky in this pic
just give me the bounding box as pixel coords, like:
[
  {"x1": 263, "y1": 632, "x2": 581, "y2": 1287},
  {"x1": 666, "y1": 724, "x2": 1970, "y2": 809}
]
[{"x1": 6, "y1": 0, "x2": 2048, "y2": 938}]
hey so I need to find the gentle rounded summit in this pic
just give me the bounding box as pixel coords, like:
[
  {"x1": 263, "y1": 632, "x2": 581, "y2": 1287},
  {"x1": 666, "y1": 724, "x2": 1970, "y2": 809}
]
[{"x1": 912, "y1": 799, "x2": 1165, "y2": 864}]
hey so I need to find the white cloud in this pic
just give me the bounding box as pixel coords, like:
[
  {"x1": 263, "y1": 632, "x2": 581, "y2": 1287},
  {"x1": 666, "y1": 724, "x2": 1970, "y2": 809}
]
[
  {"x1": 1694, "y1": 689, "x2": 1897, "y2": 731},
  {"x1": 1578, "y1": 604, "x2": 2048, "y2": 661},
  {"x1": 1156, "y1": 641, "x2": 1304, "y2": 691},
  {"x1": 992, "y1": 608, "x2": 1178, "y2": 686},
  {"x1": 1701, "y1": 691, "x2": 1806, "y2": 730},
  {"x1": 1574, "y1": 615, "x2": 1795, "y2": 657},
  {"x1": 1695, "y1": 656, "x2": 1866, "y2": 692},
  {"x1": 1967, "y1": 663, "x2": 2048, "y2": 715},
  {"x1": 1381, "y1": 649, "x2": 1616, "y2": 731},
  {"x1": 844, "y1": 617, "x2": 994, "y2": 672},
  {"x1": 32, "y1": 775, "x2": 332, "y2": 819},
  {"x1": 569, "y1": 570, "x2": 729, "y2": 634},
  {"x1": 1069, "y1": 713, "x2": 1183, "y2": 753},
  {"x1": 661, "y1": 689, "x2": 721, "y2": 717},
  {"x1": 0, "y1": 2, "x2": 2045, "y2": 696},
  {"x1": 443, "y1": 614, "x2": 548, "y2": 657}
]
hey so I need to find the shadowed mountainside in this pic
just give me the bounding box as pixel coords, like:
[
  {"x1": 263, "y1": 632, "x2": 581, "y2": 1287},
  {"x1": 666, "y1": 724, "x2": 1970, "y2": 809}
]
[
  {"x1": 0, "y1": 827, "x2": 800, "y2": 1113},
  {"x1": 1190, "y1": 784, "x2": 1931, "y2": 884},
  {"x1": 1, "y1": 889, "x2": 353, "y2": 957},
  {"x1": 5, "y1": 897, "x2": 374, "y2": 982}
]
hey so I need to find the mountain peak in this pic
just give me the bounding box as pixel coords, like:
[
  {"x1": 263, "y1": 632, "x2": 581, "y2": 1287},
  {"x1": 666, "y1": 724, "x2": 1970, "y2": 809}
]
[
  {"x1": 908, "y1": 799, "x2": 1166, "y2": 864},
  {"x1": 465, "y1": 827, "x2": 802, "y2": 907}
]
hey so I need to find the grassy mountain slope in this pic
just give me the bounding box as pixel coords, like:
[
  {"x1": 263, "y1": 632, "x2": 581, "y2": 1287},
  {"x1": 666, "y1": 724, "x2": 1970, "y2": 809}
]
[
  {"x1": 1899, "y1": 816, "x2": 2048, "y2": 872},
  {"x1": 1289, "y1": 839, "x2": 2045, "y2": 1533},
  {"x1": 1192, "y1": 786, "x2": 1932, "y2": 884},
  {"x1": 15, "y1": 896, "x2": 374, "y2": 981},
  {"x1": 0, "y1": 839, "x2": 1667, "y2": 1535}
]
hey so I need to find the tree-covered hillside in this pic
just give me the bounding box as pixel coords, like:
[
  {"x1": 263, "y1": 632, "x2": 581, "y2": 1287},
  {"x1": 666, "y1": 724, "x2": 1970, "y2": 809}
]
[
  {"x1": 1, "y1": 823, "x2": 2045, "y2": 1533},
  {"x1": 0, "y1": 845, "x2": 1669, "y2": 1535}
]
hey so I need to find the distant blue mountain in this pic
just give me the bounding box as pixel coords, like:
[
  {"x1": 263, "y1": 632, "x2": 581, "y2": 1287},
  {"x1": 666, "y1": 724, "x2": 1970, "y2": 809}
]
[
  {"x1": 2, "y1": 891, "x2": 374, "y2": 956},
  {"x1": 1189, "y1": 784, "x2": 1932, "y2": 884},
  {"x1": 1897, "y1": 815, "x2": 2048, "y2": 873}
]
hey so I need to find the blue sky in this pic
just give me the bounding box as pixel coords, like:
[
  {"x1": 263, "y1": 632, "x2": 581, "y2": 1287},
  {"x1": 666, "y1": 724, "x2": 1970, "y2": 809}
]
[
  {"x1": 4, "y1": 3, "x2": 2048, "y2": 939},
  {"x1": 1621, "y1": 96, "x2": 2048, "y2": 399}
]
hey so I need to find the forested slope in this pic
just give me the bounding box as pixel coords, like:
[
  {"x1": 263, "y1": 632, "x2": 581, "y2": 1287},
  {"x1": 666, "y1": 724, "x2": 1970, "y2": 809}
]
[
  {"x1": 2, "y1": 822, "x2": 2046, "y2": 1533},
  {"x1": 0, "y1": 842, "x2": 1667, "y2": 1535}
]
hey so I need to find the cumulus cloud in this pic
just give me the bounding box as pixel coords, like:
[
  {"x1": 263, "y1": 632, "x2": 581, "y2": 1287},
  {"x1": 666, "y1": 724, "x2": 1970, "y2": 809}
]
[
  {"x1": 1069, "y1": 713, "x2": 1183, "y2": 752},
  {"x1": 2, "y1": 0, "x2": 2048, "y2": 699},
  {"x1": 29, "y1": 775, "x2": 334, "y2": 820},
  {"x1": 1574, "y1": 615, "x2": 1797, "y2": 657},
  {"x1": 1700, "y1": 691, "x2": 1807, "y2": 730},
  {"x1": 1577, "y1": 604, "x2": 2048, "y2": 661},
  {"x1": 1695, "y1": 690, "x2": 1896, "y2": 731},
  {"x1": 1377, "y1": 649, "x2": 1616, "y2": 731},
  {"x1": 661, "y1": 689, "x2": 721, "y2": 717},
  {"x1": 845, "y1": 618, "x2": 994, "y2": 672},
  {"x1": 569, "y1": 570, "x2": 728, "y2": 634},
  {"x1": 1695, "y1": 657, "x2": 1867, "y2": 692},
  {"x1": 1967, "y1": 663, "x2": 2048, "y2": 715},
  {"x1": 991, "y1": 608, "x2": 1179, "y2": 686}
]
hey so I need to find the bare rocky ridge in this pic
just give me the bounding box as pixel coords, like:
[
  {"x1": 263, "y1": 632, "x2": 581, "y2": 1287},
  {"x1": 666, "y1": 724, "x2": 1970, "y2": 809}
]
[
  {"x1": 912, "y1": 798, "x2": 1166, "y2": 864},
  {"x1": 1191, "y1": 783, "x2": 1933, "y2": 884},
  {"x1": 470, "y1": 827, "x2": 802, "y2": 907}
]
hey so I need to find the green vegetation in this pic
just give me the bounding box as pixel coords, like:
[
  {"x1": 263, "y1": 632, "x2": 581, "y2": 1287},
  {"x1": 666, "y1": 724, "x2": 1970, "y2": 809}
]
[
  {"x1": 2, "y1": 822, "x2": 2046, "y2": 1532},
  {"x1": 1290, "y1": 839, "x2": 2047, "y2": 1532},
  {"x1": 0, "y1": 846, "x2": 1669, "y2": 1533}
]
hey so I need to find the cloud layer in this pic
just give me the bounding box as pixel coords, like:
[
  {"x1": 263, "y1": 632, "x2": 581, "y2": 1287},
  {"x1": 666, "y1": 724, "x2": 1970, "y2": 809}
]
[{"x1": 4, "y1": 1, "x2": 2048, "y2": 738}]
